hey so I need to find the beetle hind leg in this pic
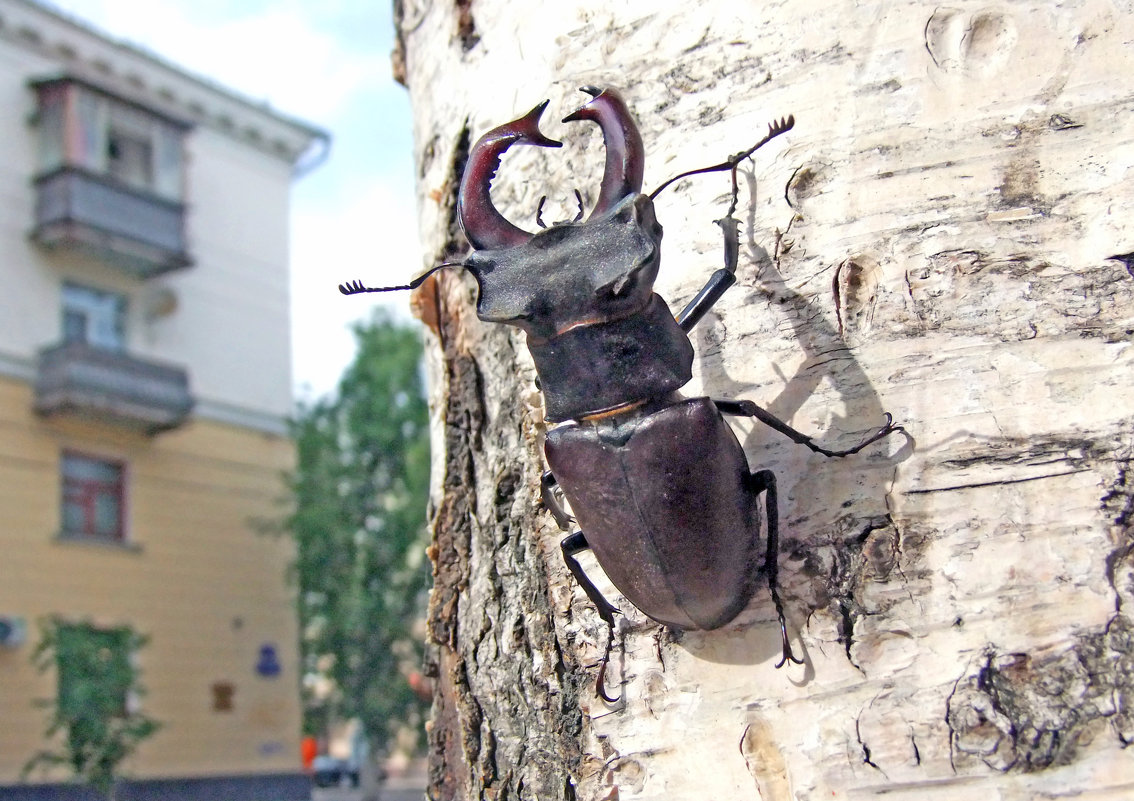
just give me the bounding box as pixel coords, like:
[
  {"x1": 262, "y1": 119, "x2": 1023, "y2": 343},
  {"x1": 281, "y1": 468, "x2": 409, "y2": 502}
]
[
  {"x1": 746, "y1": 468, "x2": 803, "y2": 668},
  {"x1": 561, "y1": 531, "x2": 621, "y2": 701},
  {"x1": 717, "y1": 398, "x2": 903, "y2": 458}
]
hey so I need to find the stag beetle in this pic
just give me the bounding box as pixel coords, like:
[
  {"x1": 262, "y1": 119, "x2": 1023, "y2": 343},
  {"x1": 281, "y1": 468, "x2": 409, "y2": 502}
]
[{"x1": 341, "y1": 87, "x2": 901, "y2": 701}]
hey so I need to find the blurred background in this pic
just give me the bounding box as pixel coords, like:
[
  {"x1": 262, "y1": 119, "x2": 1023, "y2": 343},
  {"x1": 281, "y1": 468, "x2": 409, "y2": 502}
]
[
  {"x1": 0, "y1": 1, "x2": 429, "y2": 799},
  {"x1": 48, "y1": 0, "x2": 424, "y2": 400}
]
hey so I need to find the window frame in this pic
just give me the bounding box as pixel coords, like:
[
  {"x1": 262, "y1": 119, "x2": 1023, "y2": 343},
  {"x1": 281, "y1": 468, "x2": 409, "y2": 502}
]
[
  {"x1": 59, "y1": 450, "x2": 128, "y2": 543},
  {"x1": 61, "y1": 281, "x2": 128, "y2": 353}
]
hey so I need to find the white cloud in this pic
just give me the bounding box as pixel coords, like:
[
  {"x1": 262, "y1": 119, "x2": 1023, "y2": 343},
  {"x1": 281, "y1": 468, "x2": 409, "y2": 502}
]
[
  {"x1": 48, "y1": 0, "x2": 387, "y2": 122},
  {"x1": 290, "y1": 181, "x2": 424, "y2": 403}
]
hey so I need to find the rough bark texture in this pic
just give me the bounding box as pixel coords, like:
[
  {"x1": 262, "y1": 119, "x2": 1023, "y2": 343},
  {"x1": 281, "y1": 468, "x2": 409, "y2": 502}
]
[{"x1": 396, "y1": 1, "x2": 1134, "y2": 798}]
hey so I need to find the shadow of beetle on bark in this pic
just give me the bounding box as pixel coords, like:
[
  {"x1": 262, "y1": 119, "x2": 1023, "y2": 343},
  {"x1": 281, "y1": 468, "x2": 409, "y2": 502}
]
[
  {"x1": 339, "y1": 87, "x2": 905, "y2": 701},
  {"x1": 672, "y1": 167, "x2": 916, "y2": 677}
]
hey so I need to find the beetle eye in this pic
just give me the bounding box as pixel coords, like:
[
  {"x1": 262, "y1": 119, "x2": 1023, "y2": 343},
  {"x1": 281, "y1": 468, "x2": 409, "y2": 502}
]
[{"x1": 596, "y1": 271, "x2": 635, "y2": 298}]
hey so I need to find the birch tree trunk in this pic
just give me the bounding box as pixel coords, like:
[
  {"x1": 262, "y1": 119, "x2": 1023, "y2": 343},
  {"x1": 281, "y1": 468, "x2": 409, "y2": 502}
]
[{"x1": 394, "y1": 1, "x2": 1134, "y2": 798}]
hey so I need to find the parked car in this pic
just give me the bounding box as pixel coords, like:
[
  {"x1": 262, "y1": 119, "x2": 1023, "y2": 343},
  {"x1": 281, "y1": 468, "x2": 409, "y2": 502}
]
[{"x1": 311, "y1": 755, "x2": 359, "y2": 788}]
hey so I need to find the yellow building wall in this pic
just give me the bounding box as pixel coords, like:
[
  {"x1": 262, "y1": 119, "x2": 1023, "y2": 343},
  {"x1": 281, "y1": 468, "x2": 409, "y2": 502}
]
[{"x1": 0, "y1": 375, "x2": 302, "y2": 783}]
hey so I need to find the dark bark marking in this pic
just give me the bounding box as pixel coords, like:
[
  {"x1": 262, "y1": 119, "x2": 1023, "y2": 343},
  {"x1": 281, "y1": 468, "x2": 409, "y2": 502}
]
[
  {"x1": 948, "y1": 615, "x2": 1134, "y2": 773},
  {"x1": 1107, "y1": 252, "x2": 1134, "y2": 279},
  {"x1": 800, "y1": 515, "x2": 904, "y2": 670},
  {"x1": 856, "y1": 717, "x2": 884, "y2": 773},
  {"x1": 904, "y1": 250, "x2": 1134, "y2": 343},
  {"x1": 455, "y1": 0, "x2": 480, "y2": 52}
]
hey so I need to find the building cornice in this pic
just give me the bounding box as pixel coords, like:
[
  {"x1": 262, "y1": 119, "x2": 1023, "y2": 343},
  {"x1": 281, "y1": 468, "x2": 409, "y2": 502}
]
[{"x1": 0, "y1": 0, "x2": 330, "y2": 173}]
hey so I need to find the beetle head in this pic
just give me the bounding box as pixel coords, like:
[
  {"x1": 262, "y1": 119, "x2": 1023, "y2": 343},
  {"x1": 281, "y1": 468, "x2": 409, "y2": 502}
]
[
  {"x1": 465, "y1": 192, "x2": 662, "y2": 341},
  {"x1": 339, "y1": 87, "x2": 656, "y2": 323}
]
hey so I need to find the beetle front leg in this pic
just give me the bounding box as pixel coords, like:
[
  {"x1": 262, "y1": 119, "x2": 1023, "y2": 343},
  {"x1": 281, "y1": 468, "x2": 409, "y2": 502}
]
[
  {"x1": 746, "y1": 469, "x2": 803, "y2": 668},
  {"x1": 676, "y1": 213, "x2": 740, "y2": 333},
  {"x1": 717, "y1": 399, "x2": 902, "y2": 457},
  {"x1": 561, "y1": 531, "x2": 621, "y2": 702}
]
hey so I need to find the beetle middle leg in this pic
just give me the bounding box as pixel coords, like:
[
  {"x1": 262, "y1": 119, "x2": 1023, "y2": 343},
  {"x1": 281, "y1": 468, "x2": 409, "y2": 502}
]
[
  {"x1": 561, "y1": 531, "x2": 621, "y2": 702},
  {"x1": 717, "y1": 399, "x2": 902, "y2": 457},
  {"x1": 545, "y1": 464, "x2": 620, "y2": 700},
  {"x1": 746, "y1": 468, "x2": 803, "y2": 668},
  {"x1": 541, "y1": 469, "x2": 575, "y2": 530}
]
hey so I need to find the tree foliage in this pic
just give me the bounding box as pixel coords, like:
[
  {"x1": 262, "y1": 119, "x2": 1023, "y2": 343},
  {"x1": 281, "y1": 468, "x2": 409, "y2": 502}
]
[
  {"x1": 25, "y1": 619, "x2": 159, "y2": 800},
  {"x1": 287, "y1": 310, "x2": 431, "y2": 753}
]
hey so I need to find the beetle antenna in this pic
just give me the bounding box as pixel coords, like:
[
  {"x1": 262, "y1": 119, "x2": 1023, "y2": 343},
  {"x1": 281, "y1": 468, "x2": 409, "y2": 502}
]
[
  {"x1": 337, "y1": 262, "x2": 463, "y2": 295},
  {"x1": 648, "y1": 114, "x2": 795, "y2": 201}
]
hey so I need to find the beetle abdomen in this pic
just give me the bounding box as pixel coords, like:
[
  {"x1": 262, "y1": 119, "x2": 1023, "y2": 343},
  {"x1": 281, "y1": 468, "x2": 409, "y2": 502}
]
[{"x1": 545, "y1": 396, "x2": 761, "y2": 630}]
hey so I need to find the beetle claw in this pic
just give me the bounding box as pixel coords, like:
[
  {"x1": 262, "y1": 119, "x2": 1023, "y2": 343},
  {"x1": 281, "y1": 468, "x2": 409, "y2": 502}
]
[
  {"x1": 458, "y1": 100, "x2": 562, "y2": 249},
  {"x1": 774, "y1": 610, "x2": 804, "y2": 669},
  {"x1": 562, "y1": 87, "x2": 645, "y2": 218},
  {"x1": 594, "y1": 617, "x2": 621, "y2": 703}
]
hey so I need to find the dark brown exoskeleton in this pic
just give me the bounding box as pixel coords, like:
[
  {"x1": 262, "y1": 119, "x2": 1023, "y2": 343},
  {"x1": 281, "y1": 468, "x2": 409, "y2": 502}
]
[{"x1": 341, "y1": 88, "x2": 901, "y2": 701}]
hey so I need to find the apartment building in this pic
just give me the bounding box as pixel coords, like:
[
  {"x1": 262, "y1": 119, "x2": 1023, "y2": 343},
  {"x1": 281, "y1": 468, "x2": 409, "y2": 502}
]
[{"x1": 0, "y1": 1, "x2": 328, "y2": 798}]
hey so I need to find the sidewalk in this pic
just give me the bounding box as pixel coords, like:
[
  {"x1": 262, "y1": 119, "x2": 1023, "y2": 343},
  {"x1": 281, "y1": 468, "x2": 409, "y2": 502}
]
[{"x1": 309, "y1": 757, "x2": 426, "y2": 801}]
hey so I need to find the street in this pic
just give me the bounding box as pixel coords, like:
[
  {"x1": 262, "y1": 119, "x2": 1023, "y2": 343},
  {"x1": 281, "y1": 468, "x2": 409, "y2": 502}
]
[
  {"x1": 311, "y1": 786, "x2": 424, "y2": 801},
  {"x1": 309, "y1": 759, "x2": 426, "y2": 801}
]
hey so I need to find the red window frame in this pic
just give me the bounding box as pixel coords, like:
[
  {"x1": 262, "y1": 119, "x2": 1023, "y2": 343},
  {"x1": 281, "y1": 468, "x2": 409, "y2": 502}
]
[{"x1": 60, "y1": 451, "x2": 126, "y2": 541}]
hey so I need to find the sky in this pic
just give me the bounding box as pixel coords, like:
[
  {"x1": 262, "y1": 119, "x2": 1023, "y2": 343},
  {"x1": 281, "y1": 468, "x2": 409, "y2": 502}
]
[{"x1": 44, "y1": 0, "x2": 421, "y2": 402}]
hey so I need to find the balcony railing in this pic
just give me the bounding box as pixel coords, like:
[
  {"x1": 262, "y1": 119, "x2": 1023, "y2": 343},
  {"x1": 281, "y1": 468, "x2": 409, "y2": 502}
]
[
  {"x1": 35, "y1": 342, "x2": 194, "y2": 434},
  {"x1": 31, "y1": 167, "x2": 192, "y2": 277}
]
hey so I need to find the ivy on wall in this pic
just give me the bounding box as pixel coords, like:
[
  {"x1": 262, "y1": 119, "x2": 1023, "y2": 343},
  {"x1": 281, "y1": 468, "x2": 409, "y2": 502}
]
[{"x1": 24, "y1": 618, "x2": 159, "y2": 800}]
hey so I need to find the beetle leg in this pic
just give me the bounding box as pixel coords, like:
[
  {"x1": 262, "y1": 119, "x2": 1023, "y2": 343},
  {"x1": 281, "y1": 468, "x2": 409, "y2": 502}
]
[
  {"x1": 747, "y1": 469, "x2": 803, "y2": 668},
  {"x1": 561, "y1": 531, "x2": 621, "y2": 702},
  {"x1": 541, "y1": 470, "x2": 575, "y2": 530},
  {"x1": 676, "y1": 211, "x2": 741, "y2": 332},
  {"x1": 716, "y1": 399, "x2": 903, "y2": 458},
  {"x1": 535, "y1": 196, "x2": 548, "y2": 229}
]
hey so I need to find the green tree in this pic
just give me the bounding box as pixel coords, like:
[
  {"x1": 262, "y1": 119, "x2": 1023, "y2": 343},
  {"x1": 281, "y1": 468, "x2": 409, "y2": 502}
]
[
  {"x1": 25, "y1": 619, "x2": 159, "y2": 800},
  {"x1": 287, "y1": 310, "x2": 431, "y2": 753}
]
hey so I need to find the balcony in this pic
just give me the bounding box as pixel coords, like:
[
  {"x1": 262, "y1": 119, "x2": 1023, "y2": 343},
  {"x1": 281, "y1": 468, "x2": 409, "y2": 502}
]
[
  {"x1": 35, "y1": 342, "x2": 194, "y2": 434},
  {"x1": 32, "y1": 167, "x2": 192, "y2": 278}
]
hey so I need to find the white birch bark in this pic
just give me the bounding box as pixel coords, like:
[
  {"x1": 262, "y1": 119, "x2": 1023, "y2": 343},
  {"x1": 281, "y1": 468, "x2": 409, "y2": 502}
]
[{"x1": 395, "y1": 1, "x2": 1134, "y2": 798}]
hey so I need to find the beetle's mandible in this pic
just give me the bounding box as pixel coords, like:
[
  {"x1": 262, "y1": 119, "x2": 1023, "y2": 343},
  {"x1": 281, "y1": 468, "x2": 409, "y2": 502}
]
[{"x1": 341, "y1": 87, "x2": 902, "y2": 701}]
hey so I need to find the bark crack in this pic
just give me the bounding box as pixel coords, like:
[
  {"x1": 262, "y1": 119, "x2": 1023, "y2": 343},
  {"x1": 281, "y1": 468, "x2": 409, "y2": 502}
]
[
  {"x1": 906, "y1": 468, "x2": 1091, "y2": 494},
  {"x1": 856, "y1": 717, "x2": 885, "y2": 774}
]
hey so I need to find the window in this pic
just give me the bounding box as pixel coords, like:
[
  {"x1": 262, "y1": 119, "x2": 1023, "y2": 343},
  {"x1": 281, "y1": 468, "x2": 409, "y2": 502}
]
[
  {"x1": 62, "y1": 283, "x2": 127, "y2": 352},
  {"x1": 31, "y1": 78, "x2": 193, "y2": 275},
  {"x1": 211, "y1": 682, "x2": 235, "y2": 712},
  {"x1": 61, "y1": 452, "x2": 126, "y2": 541},
  {"x1": 34, "y1": 78, "x2": 187, "y2": 201}
]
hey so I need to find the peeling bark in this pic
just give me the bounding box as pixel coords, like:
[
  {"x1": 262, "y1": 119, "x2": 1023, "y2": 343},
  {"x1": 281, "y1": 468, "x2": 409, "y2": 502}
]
[{"x1": 398, "y1": 1, "x2": 1134, "y2": 798}]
